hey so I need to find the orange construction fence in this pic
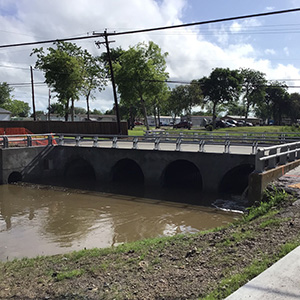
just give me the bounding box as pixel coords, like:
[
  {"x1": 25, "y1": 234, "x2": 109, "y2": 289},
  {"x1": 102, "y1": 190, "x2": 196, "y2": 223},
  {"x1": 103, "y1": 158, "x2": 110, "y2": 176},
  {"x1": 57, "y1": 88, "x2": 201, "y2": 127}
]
[{"x1": 0, "y1": 127, "x2": 57, "y2": 146}]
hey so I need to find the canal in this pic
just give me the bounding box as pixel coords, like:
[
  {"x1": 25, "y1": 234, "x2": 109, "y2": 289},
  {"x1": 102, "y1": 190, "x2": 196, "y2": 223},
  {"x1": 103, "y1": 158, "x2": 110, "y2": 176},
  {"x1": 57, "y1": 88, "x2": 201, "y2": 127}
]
[{"x1": 0, "y1": 184, "x2": 241, "y2": 261}]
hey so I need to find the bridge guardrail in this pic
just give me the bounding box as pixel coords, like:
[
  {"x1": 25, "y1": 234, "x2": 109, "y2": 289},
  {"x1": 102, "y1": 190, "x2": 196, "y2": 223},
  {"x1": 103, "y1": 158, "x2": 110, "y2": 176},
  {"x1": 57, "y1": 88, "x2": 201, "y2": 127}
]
[
  {"x1": 1, "y1": 133, "x2": 299, "y2": 157},
  {"x1": 255, "y1": 141, "x2": 300, "y2": 172}
]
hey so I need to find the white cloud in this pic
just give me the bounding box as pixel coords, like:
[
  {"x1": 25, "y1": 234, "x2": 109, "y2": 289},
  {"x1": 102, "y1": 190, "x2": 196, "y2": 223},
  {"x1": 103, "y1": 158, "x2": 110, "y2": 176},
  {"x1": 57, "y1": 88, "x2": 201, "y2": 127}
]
[
  {"x1": 0, "y1": 0, "x2": 299, "y2": 112},
  {"x1": 284, "y1": 47, "x2": 290, "y2": 56},
  {"x1": 265, "y1": 49, "x2": 276, "y2": 55}
]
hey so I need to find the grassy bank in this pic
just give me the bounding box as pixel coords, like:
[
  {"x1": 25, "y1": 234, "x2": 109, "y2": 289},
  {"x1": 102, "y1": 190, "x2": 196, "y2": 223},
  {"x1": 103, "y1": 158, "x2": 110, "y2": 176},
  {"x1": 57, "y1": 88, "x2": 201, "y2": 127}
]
[
  {"x1": 128, "y1": 125, "x2": 300, "y2": 136},
  {"x1": 1, "y1": 187, "x2": 300, "y2": 299}
]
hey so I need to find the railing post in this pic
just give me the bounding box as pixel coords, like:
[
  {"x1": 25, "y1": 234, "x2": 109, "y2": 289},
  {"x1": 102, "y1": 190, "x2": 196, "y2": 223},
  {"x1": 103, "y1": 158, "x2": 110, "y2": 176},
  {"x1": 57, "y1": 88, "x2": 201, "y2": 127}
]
[
  {"x1": 175, "y1": 137, "x2": 182, "y2": 151},
  {"x1": 198, "y1": 140, "x2": 205, "y2": 152},
  {"x1": 279, "y1": 146, "x2": 288, "y2": 165},
  {"x1": 132, "y1": 137, "x2": 138, "y2": 149},
  {"x1": 154, "y1": 137, "x2": 160, "y2": 150},
  {"x1": 255, "y1": 149, "x2": 265, "y2": 172},
  {"x1": 27, "y1": 135, "x2": 32, "y2": 147},
  {"x1": 288, "y1": 144, "x2": 296, "y2": 162},
  {"x1": 93, "y1": 136, "x2": 98, "y2": 147},
  {"x1": 3, "y1": 136, "x2": 8, "y2": 148},
  {"x1": 296, "y1": 143, "x2": 300, "y2": 159},
  {"x1": 268, "y1": 148, "x2": 277, "y2": 169},
  {"x1": 252, "y1": 141, "x2": 258, "y2": 154},
  {"x1": 47, "y1": 135, "x2": 53, "y2": 146},
  {"x1": 75, "y1": 135, "x2": 81, "y2": 147},
  {"x1": 58, "y1": 135, "x2": 64, "y2": 146},
  {"x1": 224, "y1": 140, "x2": 230, "y2": 153},
  {"x1": 112, "y1": 136, "x2": 118, "y2": 148}
]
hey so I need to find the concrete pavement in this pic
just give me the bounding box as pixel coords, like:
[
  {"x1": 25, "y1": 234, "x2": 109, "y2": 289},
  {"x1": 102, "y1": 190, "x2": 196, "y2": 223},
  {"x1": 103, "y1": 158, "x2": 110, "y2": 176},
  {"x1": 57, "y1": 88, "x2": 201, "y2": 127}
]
[{"x1": 225, "y1": 246, "x2": 300, "y2": 299}]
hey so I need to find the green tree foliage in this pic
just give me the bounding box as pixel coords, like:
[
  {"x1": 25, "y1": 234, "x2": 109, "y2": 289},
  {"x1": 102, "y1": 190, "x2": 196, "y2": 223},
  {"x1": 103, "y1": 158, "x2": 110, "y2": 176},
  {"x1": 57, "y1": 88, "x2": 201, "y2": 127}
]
[
  {"x1": 2, "y1": 99, "x2": 30, "y2": 117},
  {"x1": 32, "y1": 42, "x2": 84, "y2": 121},
  {"x1": 200, "y1": 68, "x2": 242, "y2": 128},
  {"x1": 32, "y1": 42, "x2": 105, "y2": 121},
  {"x1": 289, "y1": 93, "x2": 300, "y2": 123},
  {"x1": 0, "y1": 82, "x2": 12, "y2": 106},
  {"x1": 0, "y1": 82, "x2": 31, "y2": 118},
  {"x1": 255, "y1": 82, "x2": 289, "y2": 125},
  {"x1": 240, "y1": 68, "x2": 266, "y2": 122},
  {"x1": 166, "y1": 82, "x2": 202, "y2": 123},
  {"x1": 81, "y1": 51, "x2": 107, "y2": 120},
  {"x1": 114, "y1": 41, "x2": 169, "y2": 130}
]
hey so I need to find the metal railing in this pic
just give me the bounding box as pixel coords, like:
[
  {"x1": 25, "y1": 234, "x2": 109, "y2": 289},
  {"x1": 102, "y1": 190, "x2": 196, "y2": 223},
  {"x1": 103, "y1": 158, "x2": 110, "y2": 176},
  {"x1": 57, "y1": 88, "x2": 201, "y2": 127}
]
[
  {"x1": 255, "y1": 141, "x2": 300, "y2": 172},
  {"x1": 2, "y1": 133, "x2": 300, "y2": 159}
]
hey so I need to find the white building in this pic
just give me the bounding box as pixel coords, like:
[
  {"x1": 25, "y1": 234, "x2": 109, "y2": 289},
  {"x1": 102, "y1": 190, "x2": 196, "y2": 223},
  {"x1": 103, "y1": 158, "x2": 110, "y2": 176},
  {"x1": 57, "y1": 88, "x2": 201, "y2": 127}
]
[
  {"x1": 0, "y1": 108, "x2": 11, "y2": 121},
  {"x1": 147, "y1": 116, "x2": 180, "y2": 126}
]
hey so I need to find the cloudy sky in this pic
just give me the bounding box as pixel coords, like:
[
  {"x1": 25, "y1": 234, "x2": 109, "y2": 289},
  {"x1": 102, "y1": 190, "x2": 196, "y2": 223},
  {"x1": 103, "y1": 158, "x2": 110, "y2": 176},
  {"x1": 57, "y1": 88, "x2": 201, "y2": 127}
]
[{"x1": 1, "y1": 0, "x2": 300, "y2": 113}]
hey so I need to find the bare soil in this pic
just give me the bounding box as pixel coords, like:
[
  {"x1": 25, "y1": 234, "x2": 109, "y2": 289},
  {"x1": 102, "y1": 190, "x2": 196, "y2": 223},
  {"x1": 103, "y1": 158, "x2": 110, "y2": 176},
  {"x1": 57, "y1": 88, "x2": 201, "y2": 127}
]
[{"x1": 1, "y1": 185, "x2": 300, "y2": 299}]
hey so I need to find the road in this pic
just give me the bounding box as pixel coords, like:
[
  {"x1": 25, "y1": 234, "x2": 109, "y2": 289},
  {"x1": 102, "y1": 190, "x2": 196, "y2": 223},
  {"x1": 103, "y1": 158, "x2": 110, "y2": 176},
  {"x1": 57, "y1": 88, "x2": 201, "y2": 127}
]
[{"x1": 64, "y1": 139, "x2": 256, "y2": 155}]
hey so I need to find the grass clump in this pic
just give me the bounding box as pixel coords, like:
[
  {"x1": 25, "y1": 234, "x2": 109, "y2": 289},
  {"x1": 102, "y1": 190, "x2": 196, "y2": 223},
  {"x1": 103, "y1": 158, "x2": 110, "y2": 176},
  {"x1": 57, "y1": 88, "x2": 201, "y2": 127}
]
[{"x1": 244, "y1": 187, "x2": 289, "y2": 222}]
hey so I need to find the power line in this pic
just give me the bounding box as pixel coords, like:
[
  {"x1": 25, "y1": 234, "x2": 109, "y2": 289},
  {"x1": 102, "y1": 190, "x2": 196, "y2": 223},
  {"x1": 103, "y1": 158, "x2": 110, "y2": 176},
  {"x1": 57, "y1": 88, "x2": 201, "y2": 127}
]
[{"x1": 1, "y1": 8, "x2": 300, "y2": 49}]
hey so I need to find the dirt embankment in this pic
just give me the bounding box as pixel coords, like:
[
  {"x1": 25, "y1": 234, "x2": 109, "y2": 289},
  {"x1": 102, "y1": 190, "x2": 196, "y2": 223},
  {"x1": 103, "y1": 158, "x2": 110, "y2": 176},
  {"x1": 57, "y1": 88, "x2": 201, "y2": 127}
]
[{"x1": 1, "y1": 185, "x2": 300, "y2": 299}]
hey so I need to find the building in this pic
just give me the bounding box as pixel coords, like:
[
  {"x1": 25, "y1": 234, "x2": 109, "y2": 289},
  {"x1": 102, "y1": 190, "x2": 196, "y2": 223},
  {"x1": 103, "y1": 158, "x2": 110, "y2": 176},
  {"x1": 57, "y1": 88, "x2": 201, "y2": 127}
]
[{"x1": 0, "y1": 108, "x2": 11, "y2": 121}]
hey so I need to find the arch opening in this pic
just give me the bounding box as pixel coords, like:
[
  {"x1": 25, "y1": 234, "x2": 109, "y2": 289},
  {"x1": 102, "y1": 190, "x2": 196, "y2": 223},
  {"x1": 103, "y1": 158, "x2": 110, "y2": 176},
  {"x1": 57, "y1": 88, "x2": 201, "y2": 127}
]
[
  {"x1": 219, "y1": 164, "x2": 254, "y2": 194},
  {"x1": 163, "y1": 160, "x2": 202, "y2": 190},
  {"x1": 64, "y1": 158, "x2": 96, "y2": 181},
  {"x1": 8, "y1": 172, "x2": 22, "y2": 184},
  {"x1": 112, "y1": 159, "x2": 144, "y2": 184}
]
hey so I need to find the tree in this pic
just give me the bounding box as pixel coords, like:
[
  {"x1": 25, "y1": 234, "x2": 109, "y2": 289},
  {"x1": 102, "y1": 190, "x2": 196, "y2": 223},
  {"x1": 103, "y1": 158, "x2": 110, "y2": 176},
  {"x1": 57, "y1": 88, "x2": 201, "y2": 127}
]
[
  {"x1": 200, "y1": 68, "x2": 242, "y2": 128},
  {"x1": 289, "y1": 93, "x2": 300, "y2": 123},
  {"x1": 114, "y1": 41, "x2": 169, "y2": 130},
  {"x1": 2, "y1": 99, "x2": 30, "y2": 117},
  {"x1": 32, "y1": 42, "x2": 85, "y2": 121},
  {"x1": 81, "y1": 51, "x2": 107, "y2": 120},
  {"x1": 240, "y1": 68, "x2": 266, "y2": 122},
  {"x1": 0, "y1": 82, "x2": 12, "y2": 106},
  {"x1": 266, "y1": 82, "x2": 289, "y2": 125}
]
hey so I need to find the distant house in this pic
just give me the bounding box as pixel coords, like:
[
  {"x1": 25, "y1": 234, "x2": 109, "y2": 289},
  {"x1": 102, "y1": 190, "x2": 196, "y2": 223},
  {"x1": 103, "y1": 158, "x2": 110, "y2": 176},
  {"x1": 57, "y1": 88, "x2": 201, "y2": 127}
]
[{"x1": 0, "y1": 108, "x2": 11, "y2": 121}]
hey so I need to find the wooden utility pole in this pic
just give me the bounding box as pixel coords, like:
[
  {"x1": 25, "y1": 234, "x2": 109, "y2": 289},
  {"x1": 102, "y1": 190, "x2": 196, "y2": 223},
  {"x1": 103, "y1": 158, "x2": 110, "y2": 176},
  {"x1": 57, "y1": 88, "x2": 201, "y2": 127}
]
[
  {"x1": 94, "y1": 30, "x2": 121, "y2": 134},
  {"x1": 30, "y1": 66, "x2": 36, "y2": 121},
  {"x1": 48, "y1": 89, "x2": 51, "y2": 121}
]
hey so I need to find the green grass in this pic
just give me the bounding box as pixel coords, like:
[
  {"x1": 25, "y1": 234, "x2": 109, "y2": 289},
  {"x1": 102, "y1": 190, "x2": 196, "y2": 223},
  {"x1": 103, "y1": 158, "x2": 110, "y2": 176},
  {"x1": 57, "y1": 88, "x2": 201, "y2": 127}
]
[
  {"x1": 54, "y1": 269, "x2": 84, "y2": 281},
  {"x1": 243, "y1": 187, "x2": 289, "y2": 222},
  {"x1": 202, "y1": 241, "x2": 300, "y2": 300}
]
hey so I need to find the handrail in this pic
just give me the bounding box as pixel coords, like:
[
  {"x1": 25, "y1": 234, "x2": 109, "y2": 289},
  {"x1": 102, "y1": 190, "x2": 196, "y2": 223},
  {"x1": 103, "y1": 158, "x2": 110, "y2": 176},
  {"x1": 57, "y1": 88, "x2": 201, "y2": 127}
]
[
  {"x1": 1, "y1": 133, "x2": 299, "y2": 159},
  {"x1": 255, "y1": 141, "x2": 300, "y2": 172}
]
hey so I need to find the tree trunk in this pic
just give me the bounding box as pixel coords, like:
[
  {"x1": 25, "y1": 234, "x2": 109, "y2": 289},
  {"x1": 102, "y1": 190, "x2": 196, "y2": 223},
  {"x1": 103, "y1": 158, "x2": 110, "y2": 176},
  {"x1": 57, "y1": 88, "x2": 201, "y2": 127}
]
[
  {"x1": 71, "y1": 98, "x2": 74, "y2": 122},
  {"x1": 140, "y1": 96, "x2": 149, "y2": 131},
  {"x1": 212, "y1": 102, "x2": 217, "y2": 129},
  {"x1": 86, "y1": 91, "x2": 91, "y2": 121},
  {"x1": 64, "y1": 99, "x2": 69, "y2": 122},
  {"x1": 157, "y1": 105, "x2": 161, "y2": 128}
]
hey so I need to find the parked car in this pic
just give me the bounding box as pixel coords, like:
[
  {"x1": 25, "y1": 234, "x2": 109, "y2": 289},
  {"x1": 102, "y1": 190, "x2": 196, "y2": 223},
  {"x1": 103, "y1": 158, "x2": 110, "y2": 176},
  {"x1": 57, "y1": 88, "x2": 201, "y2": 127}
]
[
  {"x1": 134, "y1": 121, "x2": 144, "y2": 125},
  {"x1": 173, "y1": 121, "x2": 192, "y2": 129}
]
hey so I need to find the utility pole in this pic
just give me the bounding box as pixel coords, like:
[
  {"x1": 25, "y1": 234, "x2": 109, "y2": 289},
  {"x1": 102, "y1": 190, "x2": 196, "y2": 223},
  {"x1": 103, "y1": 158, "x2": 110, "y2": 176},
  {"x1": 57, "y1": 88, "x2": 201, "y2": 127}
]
[
  {"x1": 30, "y1": 66, "x2": 36, "y2": 121},
  {"x1": 94, "y1": 30, "x2": 121, "y2": 134},
  {"x1": 48, "y1": 89, "x2": 51, "y2": 121}
]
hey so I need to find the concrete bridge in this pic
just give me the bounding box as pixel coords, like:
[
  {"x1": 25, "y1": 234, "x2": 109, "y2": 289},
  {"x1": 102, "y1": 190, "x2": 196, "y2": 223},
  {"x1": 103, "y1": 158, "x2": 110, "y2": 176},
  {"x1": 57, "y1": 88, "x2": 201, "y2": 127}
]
[
  {"x1": 0, "y1": 134, "x2": 256, "y2": 203},
  {"x1": 1, "y1": 133, "x2": 300, "y2": 204}
]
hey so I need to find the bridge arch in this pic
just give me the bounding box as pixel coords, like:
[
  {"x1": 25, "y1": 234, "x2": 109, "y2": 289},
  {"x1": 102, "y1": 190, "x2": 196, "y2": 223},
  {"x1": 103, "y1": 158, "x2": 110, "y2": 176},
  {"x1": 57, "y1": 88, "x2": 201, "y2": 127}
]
[
  {"x1": 162, "y1": 160, "x2": 202, "y2": 190},
  {"x1": 64, "y1": 158, "x2": 96, "y2": 181},
  {"x1": 112, "y1": 158, "x2": 144, "y2": 184},
  {"x1": 8, "y1": 171, "x2": 22, "y2": 184},
  {"x1": 219, "y1": 164, "x2": 254, "y2": 194}
]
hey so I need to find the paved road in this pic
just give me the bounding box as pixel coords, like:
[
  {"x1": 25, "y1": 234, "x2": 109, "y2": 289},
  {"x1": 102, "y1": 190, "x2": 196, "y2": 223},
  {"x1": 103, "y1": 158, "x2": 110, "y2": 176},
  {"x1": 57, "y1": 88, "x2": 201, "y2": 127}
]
[{"x1": 66, "y1": 139, "x2": 256, "y2": 155}]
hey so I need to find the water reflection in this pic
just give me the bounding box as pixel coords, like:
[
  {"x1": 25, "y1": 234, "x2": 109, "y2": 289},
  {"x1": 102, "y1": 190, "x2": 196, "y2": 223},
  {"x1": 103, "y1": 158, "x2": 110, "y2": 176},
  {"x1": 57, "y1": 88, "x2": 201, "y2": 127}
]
[{"x1": 0, "y1": 184, "x2": 240, "y2": 261}]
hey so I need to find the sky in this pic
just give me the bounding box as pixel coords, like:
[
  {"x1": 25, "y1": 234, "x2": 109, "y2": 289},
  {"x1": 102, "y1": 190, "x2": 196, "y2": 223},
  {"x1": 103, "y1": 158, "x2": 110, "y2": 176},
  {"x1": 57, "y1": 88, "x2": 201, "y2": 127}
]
[{"x1": 1, "y1": 0, "x2": 300, "y2": 114}]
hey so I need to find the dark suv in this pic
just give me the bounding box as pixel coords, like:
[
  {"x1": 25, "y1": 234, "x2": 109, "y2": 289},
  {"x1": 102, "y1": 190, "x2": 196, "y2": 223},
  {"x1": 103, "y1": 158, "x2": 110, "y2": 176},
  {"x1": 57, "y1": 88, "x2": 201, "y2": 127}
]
[{"x1": 173, "y1": 121, "x2": 192, "y2": 129}]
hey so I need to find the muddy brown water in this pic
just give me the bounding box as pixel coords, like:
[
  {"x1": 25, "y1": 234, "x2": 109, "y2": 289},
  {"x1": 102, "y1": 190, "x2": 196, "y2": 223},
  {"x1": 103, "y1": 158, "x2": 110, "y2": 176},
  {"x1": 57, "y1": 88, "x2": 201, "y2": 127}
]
[{"x1": 0, "y1": 184, "x2": 240, "y2": 261}]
